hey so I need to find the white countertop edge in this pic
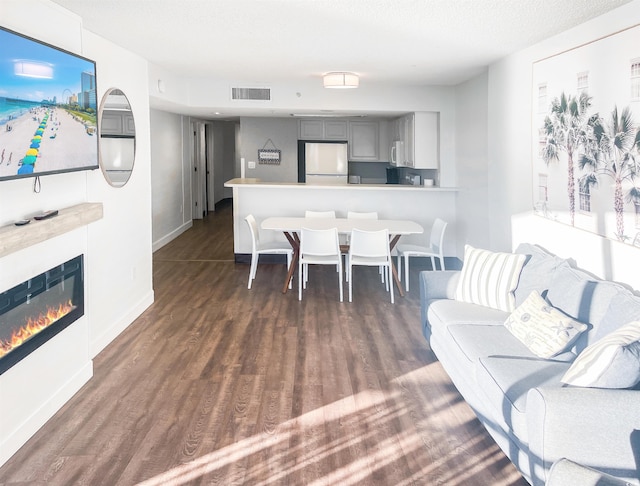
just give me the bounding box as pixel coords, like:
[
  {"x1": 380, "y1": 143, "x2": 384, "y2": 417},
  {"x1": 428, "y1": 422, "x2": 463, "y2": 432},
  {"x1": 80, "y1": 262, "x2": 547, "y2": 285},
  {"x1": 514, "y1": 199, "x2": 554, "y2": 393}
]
[{"x1": 224, "y1": 178, "x2": 457, "y2": 191}]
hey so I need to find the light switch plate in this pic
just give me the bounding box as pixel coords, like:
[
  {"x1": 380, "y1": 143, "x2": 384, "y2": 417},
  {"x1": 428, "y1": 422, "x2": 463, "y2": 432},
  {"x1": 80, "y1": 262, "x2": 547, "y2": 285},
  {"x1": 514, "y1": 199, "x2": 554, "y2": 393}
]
[{"x1": 248, "y1": 161, "x2": 256, "y2": 169}]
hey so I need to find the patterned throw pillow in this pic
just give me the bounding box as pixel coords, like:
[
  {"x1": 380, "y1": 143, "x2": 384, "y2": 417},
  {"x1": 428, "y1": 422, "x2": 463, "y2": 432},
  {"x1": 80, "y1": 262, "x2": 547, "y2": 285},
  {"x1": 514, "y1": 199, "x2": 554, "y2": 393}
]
[
  {"x1": 504, "y1": 291, "x2": 588, "y2": 358},
  {"x1": 455, "y1": 245, "x2": 526, "y2": 312},
  {"x1": 561, "y1": 321, "x2": 640, "y2": 388}
]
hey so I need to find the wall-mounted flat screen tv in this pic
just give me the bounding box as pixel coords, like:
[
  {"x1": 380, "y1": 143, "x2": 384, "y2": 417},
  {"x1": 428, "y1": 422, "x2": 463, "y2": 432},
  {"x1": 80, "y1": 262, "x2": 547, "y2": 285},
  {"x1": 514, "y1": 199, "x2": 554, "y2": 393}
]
[{"x1": 0, "y1": 26, "x2": 98, "y2": 181}]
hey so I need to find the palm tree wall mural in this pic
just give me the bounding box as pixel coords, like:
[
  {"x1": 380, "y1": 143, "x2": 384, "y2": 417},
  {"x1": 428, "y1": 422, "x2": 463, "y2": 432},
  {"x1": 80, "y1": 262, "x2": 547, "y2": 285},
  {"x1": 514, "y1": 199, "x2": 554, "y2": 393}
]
[
  {"x1": 541, "y1": 92, "x2": 593, "y2": 226},
  {"x1": 532, "y1": 23, "x2": 640, "y2": 246},
  {"x1": 579, "y1": 106, "x2": 640, "y2": 241}
]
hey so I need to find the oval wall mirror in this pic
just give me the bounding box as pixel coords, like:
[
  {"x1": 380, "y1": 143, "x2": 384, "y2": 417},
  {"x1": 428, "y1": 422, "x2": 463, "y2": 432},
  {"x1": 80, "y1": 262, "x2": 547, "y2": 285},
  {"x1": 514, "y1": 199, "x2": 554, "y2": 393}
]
[{"x1": 98, "y1": 88, "x2": 136, "y2": 187}]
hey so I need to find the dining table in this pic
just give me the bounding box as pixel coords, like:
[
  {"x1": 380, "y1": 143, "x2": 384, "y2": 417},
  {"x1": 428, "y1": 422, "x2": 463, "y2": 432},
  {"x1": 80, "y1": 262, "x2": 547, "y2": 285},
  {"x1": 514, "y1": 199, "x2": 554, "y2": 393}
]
[{"x1": 261, "y1": 216, "x2": 424, "y2": 296}]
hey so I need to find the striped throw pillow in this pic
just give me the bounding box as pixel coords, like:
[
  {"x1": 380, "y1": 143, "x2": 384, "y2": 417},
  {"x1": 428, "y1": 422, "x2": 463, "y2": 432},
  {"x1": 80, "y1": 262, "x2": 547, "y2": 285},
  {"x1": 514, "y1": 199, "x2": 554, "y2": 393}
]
[
  {"x1": 561, "y1": 321, "x2": 640, "y2": 388},
  {"x1": 455, "y1": 245, "x2": 526, "y2": 312}
]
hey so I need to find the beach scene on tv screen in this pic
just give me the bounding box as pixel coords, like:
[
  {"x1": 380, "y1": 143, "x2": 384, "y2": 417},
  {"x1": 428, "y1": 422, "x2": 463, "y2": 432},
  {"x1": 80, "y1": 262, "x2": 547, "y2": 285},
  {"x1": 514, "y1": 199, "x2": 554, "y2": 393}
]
[{"x1": 0, "y1": 28, "x2": 97, "y2": 180}]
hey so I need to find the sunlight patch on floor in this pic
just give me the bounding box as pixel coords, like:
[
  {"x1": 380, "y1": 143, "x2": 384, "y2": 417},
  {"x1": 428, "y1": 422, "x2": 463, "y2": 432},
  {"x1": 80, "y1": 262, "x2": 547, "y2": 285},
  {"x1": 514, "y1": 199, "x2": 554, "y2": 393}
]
[{"x1": 135, "y1": 365, "x2": 519, "y2": 485}]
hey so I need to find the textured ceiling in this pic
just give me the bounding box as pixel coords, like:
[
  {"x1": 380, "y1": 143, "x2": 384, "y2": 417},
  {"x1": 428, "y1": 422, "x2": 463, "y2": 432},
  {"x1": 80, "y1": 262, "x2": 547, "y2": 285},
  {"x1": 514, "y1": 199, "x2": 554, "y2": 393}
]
[{"x1": 49, "y1": 0, "x2": 632, "y2": 88}]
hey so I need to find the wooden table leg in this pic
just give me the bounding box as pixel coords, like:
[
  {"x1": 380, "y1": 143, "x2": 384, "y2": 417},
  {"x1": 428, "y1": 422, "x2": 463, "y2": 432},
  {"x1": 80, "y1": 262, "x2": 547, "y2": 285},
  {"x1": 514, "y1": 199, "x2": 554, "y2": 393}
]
[
  {"x1": 282, "y1": 231, "x2": 299, "y2": 294},
  {"x1": 389, "y1": 234, "x2": 404, "y2": 297}
]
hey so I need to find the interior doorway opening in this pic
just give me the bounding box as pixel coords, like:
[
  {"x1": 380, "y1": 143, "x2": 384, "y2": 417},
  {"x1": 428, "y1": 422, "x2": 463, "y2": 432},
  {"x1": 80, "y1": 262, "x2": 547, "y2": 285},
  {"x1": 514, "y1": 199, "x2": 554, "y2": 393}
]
[{"x1": 191, "y1": 120, "x2": 238, "y2": 220}]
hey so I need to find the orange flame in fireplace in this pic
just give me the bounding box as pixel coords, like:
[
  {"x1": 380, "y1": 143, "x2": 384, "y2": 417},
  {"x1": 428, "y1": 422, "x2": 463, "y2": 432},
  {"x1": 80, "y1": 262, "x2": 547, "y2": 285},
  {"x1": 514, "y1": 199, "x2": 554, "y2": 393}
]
[{"x1": 0, "y1": 300, "x2": 75, "y2": 359}]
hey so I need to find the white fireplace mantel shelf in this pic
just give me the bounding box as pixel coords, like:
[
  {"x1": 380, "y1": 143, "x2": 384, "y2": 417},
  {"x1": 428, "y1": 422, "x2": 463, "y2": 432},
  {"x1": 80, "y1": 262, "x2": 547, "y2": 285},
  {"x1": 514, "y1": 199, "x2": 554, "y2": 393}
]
[{"x1": 0, "y1": 202, "x2": 103, "y2": 259}]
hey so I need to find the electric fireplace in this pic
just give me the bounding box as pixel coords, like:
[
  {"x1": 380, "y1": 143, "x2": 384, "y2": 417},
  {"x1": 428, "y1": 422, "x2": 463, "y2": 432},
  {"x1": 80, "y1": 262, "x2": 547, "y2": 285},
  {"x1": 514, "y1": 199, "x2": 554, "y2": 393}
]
[{"x1": 0, "y1": 255, "x2": 84, "y2": 375}]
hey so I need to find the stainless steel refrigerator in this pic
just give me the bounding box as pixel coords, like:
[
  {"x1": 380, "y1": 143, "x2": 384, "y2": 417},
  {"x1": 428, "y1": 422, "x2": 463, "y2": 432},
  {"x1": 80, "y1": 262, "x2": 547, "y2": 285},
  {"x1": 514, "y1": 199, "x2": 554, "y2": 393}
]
[{"x1": 303, "y1": 142, "x2": 348, "y2": 184}]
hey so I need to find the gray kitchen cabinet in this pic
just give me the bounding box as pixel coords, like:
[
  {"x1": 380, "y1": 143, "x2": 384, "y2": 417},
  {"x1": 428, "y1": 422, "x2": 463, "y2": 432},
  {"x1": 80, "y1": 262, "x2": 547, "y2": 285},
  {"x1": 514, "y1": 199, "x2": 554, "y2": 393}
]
[
  {"x1": 297, "y1": 115, "x2": 434, "y2": 166},
  {"x1": 324, "y1": 121, "x2": 348, "y2": 139},
  {"x1": 389, "y1": 115, "x2": 411, "y2": 166},
  {"x1": 413, "y1": 112, "x2": 439, "y2": 169},
  {"x1": 403, "y1": 114, "x2": 414, "y2": 167},
  {"x1": 348, "y1": 121, "x2": 379, "y2": 161},
  {"x1": 377, "y1": 119, "x2": 391, "y2": 162},
  {"x1": 299, "y1": 119, "x2": 347, "y2": 140},
  {"x1": 123, "y1": 113, "x2": 136, "y2": 135},
  {"x1": 390, "y1": 117, "x2": 401, "y2": 143},
  {"x1": 101, "y1": 110, "x2": 135, "y2": 136},
  {"x1": 299, "y1": 120, "x2": 324, "y2": 139},
  {"x1": 391, "y1": 112, "x2": 439, "y2": 169}
]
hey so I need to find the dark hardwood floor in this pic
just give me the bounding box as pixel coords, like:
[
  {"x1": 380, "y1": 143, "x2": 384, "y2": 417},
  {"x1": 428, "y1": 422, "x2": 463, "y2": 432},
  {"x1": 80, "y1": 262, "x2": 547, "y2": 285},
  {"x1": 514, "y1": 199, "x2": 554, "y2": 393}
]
[{"x1": 0, "y1": 200, "x2": 527, "y2": 485}]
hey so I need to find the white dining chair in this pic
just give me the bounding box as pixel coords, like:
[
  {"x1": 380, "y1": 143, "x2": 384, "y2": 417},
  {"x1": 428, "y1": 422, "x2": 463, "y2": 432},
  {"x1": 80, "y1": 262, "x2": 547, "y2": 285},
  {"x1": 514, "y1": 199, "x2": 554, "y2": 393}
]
[
  {"x1": 343, "y1": 211, "x2": 380, "y2": 282},
  {"x1": 347, "y1": 228, "x2": 394, "y2": 303},
  {"x1": 347, "y1": 211, "x2": 378, "y2": 219},
  {"x1": 298, "y1": 227, "x2": 343, "y2": 302},
  {"x1": 396, "y1": 218, "x2": 447, "y2": 292},
  {"x1": 303, "y1": 210, "x2": 338, "y2": 281},
  {"x1": 245, "y1": 214, "x2": 293, "y2": 290},
  {"x1": 304, "y1": 210, "x2": 336, "y2": 218}
]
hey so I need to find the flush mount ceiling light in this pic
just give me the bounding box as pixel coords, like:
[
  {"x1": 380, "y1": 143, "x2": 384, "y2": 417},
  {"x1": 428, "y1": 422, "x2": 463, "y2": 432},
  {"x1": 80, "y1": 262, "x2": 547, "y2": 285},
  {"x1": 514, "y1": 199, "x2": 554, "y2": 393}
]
[{"x1": 323, "y1": 72, "x2": 359, "y2": 89}]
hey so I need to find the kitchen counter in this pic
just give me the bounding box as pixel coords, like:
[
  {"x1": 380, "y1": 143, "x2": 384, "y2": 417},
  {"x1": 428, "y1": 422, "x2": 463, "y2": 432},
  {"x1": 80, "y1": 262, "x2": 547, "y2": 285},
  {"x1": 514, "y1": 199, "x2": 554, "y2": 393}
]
[
  {"x1": 224, "y1": 178, "x2": 456, "y2": 191},
  {"x1": 225, "y1": 178, "x2": 458, "y2": 257}
]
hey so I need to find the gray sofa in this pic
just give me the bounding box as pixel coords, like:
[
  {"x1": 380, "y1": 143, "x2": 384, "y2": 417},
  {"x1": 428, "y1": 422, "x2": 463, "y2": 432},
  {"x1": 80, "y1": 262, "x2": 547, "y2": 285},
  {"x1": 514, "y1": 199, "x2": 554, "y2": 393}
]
[
  {"x1": 546, "y1": 458, "x2": 633, "y2": 486},
  {"x1": 419, "y1": 243, "x2": 640, "y2": 486}
]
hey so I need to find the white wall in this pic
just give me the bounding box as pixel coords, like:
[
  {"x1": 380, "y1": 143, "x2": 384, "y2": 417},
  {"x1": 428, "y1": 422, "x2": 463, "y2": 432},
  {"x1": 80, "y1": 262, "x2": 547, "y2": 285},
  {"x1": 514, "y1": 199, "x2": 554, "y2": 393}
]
[
  {"x1": 0, "y1": 0, "x2": 154, "y2": 465},
  {"x1": 454, "y1": 71, "x2": 490, "y2": 255},
  {"x1": 487, "y1": 0, "x2": 640, "y2": 290},
  {"x1": 150, "y1": 109, "x2": 192, "y2": 250},
  {"x1": 84, "y1": 32, "x2": 154, "y2": 355}
]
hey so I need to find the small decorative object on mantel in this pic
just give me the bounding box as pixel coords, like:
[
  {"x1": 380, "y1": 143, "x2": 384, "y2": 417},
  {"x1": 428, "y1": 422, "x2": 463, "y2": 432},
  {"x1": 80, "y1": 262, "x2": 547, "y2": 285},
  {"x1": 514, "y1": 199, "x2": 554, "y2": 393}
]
[{"x1": 258, "y1": 138, "x2": 281, "y2": 165}]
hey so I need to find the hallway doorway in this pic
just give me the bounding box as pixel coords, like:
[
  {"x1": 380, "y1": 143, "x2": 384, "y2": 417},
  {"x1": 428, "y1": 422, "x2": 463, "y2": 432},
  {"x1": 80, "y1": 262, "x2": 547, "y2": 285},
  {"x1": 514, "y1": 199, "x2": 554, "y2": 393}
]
[{"x1": 192, "y1": 120, "x2": 238, "y2": 220}]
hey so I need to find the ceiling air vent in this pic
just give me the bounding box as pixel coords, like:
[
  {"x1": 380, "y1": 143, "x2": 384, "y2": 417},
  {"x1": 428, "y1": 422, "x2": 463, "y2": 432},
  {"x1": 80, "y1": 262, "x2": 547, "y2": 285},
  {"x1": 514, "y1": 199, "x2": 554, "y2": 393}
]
[{"x1": 231, "y1": 87, "x2": 271, "y2": 101}]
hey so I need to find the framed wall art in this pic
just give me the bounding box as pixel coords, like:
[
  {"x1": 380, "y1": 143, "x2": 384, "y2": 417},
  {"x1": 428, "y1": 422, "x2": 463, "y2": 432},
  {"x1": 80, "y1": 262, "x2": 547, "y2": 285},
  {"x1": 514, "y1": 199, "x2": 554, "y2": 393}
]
[
  {"x1": 532, "y1": 23, "x2": 640, "y2": 246},
  {"x1": 258, "y1": 139, "x2": 281, "y2": 165}
]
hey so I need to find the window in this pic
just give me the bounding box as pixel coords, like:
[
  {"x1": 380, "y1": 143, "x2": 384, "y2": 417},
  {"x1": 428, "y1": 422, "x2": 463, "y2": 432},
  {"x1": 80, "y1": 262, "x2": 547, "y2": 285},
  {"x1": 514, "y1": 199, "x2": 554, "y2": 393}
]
[
  {"x1": 579, "y1": 176, "x2": 592, "y2": 212},
  {"x1": 538, "y1": 174, "x2": 548, "y2": 202},
  {"x1": 577, "y1": 72, "x2": 589, "y2": 95},
  {"x1": 537, "y1": 83, "x2": 548, "y2": 113},
  {"x1": 537, "y1": 128, "x2": 547, "y2": 158},
  {"x1": 631, "y1": 59, "x2": 640, "y2": 100}
]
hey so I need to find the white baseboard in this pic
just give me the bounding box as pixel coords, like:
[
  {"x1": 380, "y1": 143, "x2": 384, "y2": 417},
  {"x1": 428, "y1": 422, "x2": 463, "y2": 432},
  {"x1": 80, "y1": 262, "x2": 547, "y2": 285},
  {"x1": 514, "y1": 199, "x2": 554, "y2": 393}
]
[
  {"x1": 152, "y1": 221, "x2": 193, "y2": 252},
  {"x1": 0, "y1": 361, "x2": 93, "y2": 467},
  {"x1": 90, "y1": 290, "x2": 154, "y2": 358}
]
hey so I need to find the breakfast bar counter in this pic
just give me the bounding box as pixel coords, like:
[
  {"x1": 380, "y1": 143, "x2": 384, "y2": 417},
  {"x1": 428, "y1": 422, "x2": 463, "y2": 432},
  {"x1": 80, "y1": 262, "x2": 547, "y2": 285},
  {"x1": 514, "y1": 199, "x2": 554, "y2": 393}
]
[
  {"x1": 224, "y1": 178, "x2": 458, "y2": 259},
  {"x1": 225, "y1": 177, "x2": 456, "y2": 191}
]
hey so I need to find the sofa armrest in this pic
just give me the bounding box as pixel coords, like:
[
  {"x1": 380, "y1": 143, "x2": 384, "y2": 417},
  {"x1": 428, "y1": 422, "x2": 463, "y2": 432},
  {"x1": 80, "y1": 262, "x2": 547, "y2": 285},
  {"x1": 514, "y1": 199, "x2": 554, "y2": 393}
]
[
  {"x1": 419, "y1": 270, "x2": 460, "y2": 301},
  {"x1": 546, "y1": 458, "x2": 632, "y2": 486},
  {"x1": 419, "y1": 270, "x2": 460, "y2": 328},
  {"x1": 527, "y1": 387, "x2": 640, "y2": 486}
]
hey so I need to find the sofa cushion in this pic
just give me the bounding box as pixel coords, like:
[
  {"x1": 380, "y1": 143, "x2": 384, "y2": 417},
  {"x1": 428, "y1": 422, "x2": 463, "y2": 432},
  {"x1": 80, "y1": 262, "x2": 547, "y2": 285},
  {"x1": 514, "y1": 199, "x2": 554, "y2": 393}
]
[
  {"x1": 504, "y1": 291, "x2": 589, "y2": 359},
  {"x1": 546, "y1": 458, "x2": 632, "y2": 486},
  {"x1": 513, "y1": 243, "x2": 565, "y2": 306},
  {"x1": 595, "y1": 291, "x2": 640, "y2": 342},
  {"x1": 477, "y1": 356, "x2": 571, "y2": 435},
  {"x1": 455, "y1": 245, "x2": 526, "y2": 312},
  {"x1": 447, "y1": 324, "x2": 538, "y2": 364},
  {"x1": 428, "y1": 299, "x2": 509, "y2": 329},
  {"x1": 561, "y1": 321, "x2": 640, "y2": 389},
  {"x1": 546, "y1": 261, "x2": 626, "y2": 349}
]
